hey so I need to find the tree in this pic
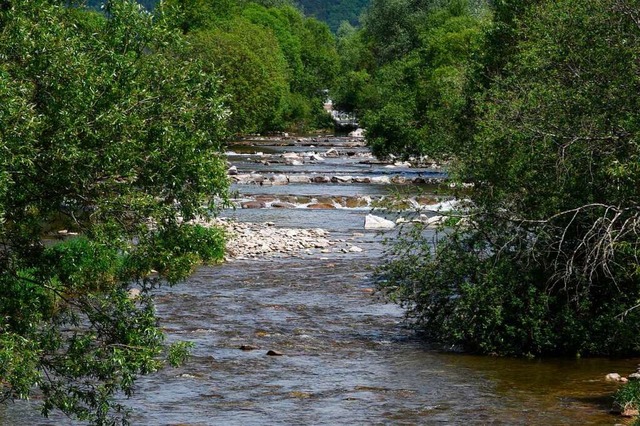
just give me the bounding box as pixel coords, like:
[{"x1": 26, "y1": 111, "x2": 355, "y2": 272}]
[
  {"x1": 188, "y1": 19, "x2": 290, "y2": 134},
  {"x1": 377, "y1": 0, "x2": 640, "y2": 356},
  {"x1": 0, "y1": 0, "x2": 228, "y2": 422},
  {"x1": 342, "y1": 0, "x2": 488, "y2": 159}
]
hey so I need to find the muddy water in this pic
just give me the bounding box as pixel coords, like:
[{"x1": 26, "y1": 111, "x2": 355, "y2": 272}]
[{"x1": 4, "y1": 136, "x2": 635, "y2": 425}]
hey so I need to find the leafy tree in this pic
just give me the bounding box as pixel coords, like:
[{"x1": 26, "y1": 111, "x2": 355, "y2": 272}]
[
  {"x1": 241, "y1": 2, "x2": 339, "y2": 131},
  {"x1": 187, "y1": 19, "x2": 290, "y2": 134},
  {"x1": 337, "y1": 0, "x2": 488, "y2": 159},
  {"x1": 377, "y1": 0, "x2": 640, "y2": 356},
  {"x1": 161, "y1": 0, "x2": 339, "y2": 132},
  {"x1": 0, "y1": 0, "x2": 228, "y2": 422},
  {"x1": 160, "y1": 0, "x2": 239, "y2": 33}
]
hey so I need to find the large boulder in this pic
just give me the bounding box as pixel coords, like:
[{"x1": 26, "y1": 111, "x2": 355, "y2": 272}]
[{"x1": 364, "y1": 214, "x2": 395, "y2": 230}]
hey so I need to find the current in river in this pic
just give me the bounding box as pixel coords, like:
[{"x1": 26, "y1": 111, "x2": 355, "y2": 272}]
[{"x1": 3, "y1": 135, "x2": 634, "y2": 425}]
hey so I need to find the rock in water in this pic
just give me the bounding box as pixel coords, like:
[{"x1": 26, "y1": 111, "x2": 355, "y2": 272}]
[
  {"x1": 605, "y1": 373, "x2": 622, "y2": 381},
  {"x1": 364, "y1": 214, "x2": 395, "y2": 230}
]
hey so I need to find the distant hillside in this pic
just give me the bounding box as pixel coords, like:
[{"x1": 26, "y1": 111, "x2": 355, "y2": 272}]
[
  {"x1": 83, "y1": 0, "x2": 369, "y2": 32},
  {"x1": 296, "y1": 0, "x2": 370, "y2": 31},
  {"x1": 85, "y1": 0, "x2": 156, "y2": 11}
]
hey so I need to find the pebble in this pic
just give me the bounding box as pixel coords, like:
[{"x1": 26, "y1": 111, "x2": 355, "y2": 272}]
[{"x1": 192, "y1": 218, "x2": 363, "y2": 260}]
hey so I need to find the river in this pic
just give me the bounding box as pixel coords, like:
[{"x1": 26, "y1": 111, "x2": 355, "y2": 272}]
[{"x1": 3, "y1": 135, "x2": 634, "y2": 425}]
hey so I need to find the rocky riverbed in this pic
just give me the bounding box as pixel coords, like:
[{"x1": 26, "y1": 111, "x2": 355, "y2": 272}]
[
  {"x1": 203, "y1": 218, "x2": 368, "y2": 261},
  {"x1": 6, "y1": 135, "x2": 635, "y2": 426}
]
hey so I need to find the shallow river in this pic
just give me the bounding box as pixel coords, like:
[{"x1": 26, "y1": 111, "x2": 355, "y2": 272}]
[{"x1": 3, "y1": 136, "x2": 635, "y2": 425}]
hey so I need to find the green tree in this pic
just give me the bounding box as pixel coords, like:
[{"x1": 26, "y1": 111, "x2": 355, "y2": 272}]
[
  {"x1": 188, "y1": 19, "x2": 290, "y2": 134},
  {"x1": 242, "y1": 3, "x2": 339, "y2": 130},
  {"x1": 347, "y1": 0, "x2": 488, "y2": 159},
  {"x1": 378, "y1": 0, "x2": 640, "y2": 356},
  {"x1": 0, "y1": 0, "x2": 228, "y2": 422}
]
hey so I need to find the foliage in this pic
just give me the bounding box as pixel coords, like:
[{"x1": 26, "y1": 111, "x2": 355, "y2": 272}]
[
  {"x1": 0, "y1": 0, "x2": 228, "y2": 423},
  {"x1": 187, "y1": 19, "x2": 290, "y2": 134},
  {"x1": 296, "y1": 0, "x2": 370, "y2": 32},
  {"x1": 615, "y1": 380, "x2": 640, "y2": 424},
  {"x1": 162, "y1": 0, "x2": 339, "y2": 133},
  {"x1": 333, "y1": 0, "x2": 488, "y2": 159},
  {"x1": 376, "y1": 0, "x2": 640, "y2": 356}
]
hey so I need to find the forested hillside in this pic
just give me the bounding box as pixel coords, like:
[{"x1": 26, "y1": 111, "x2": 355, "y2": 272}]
[
  {"x1": 86, "y1": 0, "x2": 156, "y2": 10},
  {"x1": 85, "y1": 0, "x2": 370, "y2": 31},
  {"x1": 297, "y1": 0, "x2": 370, "y2": 31}
]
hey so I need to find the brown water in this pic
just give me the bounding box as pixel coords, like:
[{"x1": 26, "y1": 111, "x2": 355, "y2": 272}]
[{"x1": 3, "y1": 136, "x2": 635, "y2": 425}]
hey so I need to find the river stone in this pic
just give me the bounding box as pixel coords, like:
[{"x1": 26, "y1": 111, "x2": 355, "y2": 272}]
[
  {"x1": 314, "y1": 239, "x2": 330, "y2": 248},
  {"x1": 270, "y1": 174, "x2": 289, "y2": 185},
  {"x1": 228, "y1": 165, "x2": 238, "y2": 175},
  {"x1": 239, "y1": 345, "x2": 259, "y2": 351},
  {"x1": 241, "y1": 201, "x2": 266, "y2": 209},
  {"x1": 288, "y1": 175, "x2": 311, "y2": 184},
  {"x1": 424, "y1": 215, "x2": 446, "y2": 227},
  {"x1": 312, "y1": 176, "x2": 331, "y2": 183},
  {"x1": 349, "y1": 245, "x2": 363, "y2": 253},
  {"x1": 424, "y1": 199, "x2": 463, "y2": 212},
  {"x1": 316, "y1": 196, "x2": 335, "y2": 205},
  {"x1": 345, "y1": 197, "x2": 368, "y2": 208},
  {"x1": 325, "y1": 148, "x2": 339, "y2": 157},
  {"x1": 370, "y1": 176, "x2": 391, "y2": 184},
  {"x1": 353, "y1": 177, "x2": 371, "y2": 183},
  {"x1": 331, "y1": 176, "x2": 353, "y2": 183},
  {"x1": 255, "y1": 195, "x2": 277, "y2": 202},
  {"x1": 127, "y1": 288, "x2": 141, "y2": 300},
  {"x1": 391, "y1": 176, "x2": 407, "y2": 184},
  {"x1": 629, "y1": 373, "x2": 640, "y2": 380},
  {"x1": 364, "y1": 214, "x2": 395, "y2": 230},
  {"x1": 266, "y1": 350, "x2": 284, "y2": 356},
  {"x1": 416, "y1": 195, "x2": 438, "y2": 205},
  {"x1": 606, "y1": 373, "x2": 622, "y2": 381}
]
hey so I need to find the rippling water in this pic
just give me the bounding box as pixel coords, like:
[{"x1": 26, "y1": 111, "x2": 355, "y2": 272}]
[{"x1": 3, "y1": 137, "x2": 634, "y2": 425}]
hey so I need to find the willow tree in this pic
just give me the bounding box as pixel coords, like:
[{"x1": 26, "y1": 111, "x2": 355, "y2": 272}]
[{"x1": 0, "y1": 0, "x2": 228, "y2": 423}]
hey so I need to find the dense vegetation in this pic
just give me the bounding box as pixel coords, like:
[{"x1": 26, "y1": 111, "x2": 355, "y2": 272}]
[
  {"x1": 351, "y1": 0, "x2": 640, "y2": 357},
  {"x1": 164, "y1": 0, "x2": 338, "y2": 134},
  {"x1": 0, "y1": 0, "x2": 230, "y2": 423},
  {"x1": 0, "y1": 0, "x2": 342, "y2": 422},
  {"x1": 297, "y1": 0, "x2": 370, "y2": 32},
  {"x1": 85, "y1": 0, "x2": 372, "y2": 33},
  {"x1": 84, "y1": 0, "x2": 339, "y2": 134}
]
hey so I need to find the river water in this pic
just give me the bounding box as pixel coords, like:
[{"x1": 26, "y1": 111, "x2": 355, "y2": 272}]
[{"x1": 3, "y1": 136, "x2": 635, "y2": 425}]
